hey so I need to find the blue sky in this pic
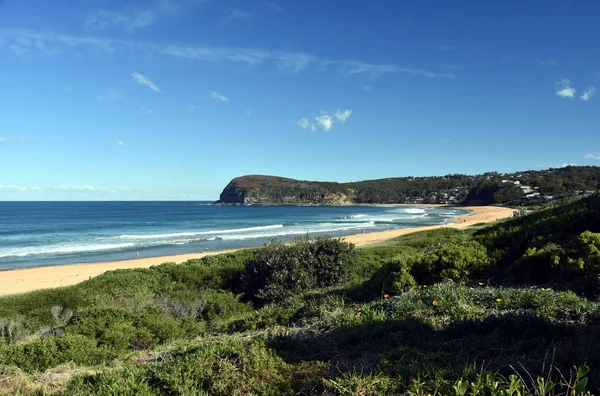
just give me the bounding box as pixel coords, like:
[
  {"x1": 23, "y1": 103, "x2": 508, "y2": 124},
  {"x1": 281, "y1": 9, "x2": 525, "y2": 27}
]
[{"x1": 0, "y1": 0, "x2": 599, "y2": 200}]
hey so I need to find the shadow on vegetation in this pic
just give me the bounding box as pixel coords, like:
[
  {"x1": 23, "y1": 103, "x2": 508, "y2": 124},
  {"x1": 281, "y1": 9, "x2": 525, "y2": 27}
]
[{"x1": 266, "y1": 312, "x2": 600, "y2": 390}]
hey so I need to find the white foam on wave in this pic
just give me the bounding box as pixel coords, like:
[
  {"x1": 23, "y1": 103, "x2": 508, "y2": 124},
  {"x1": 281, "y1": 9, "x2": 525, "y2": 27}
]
[
  {"x1": 219, "y1": 221, "x2": 376, "y2": 241},
  {"x1": 118, "y1": 224, "x2": 284, "y2": 240},
  {"x1": 0, "y1": 243, "x2": 135, "y2": 258},
  {"x1": 404, "y1": 208, "x2": 426, "y2": 214}
]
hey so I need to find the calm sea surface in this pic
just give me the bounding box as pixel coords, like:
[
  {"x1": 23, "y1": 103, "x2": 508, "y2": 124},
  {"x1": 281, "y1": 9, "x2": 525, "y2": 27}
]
[{"x1": 0, "y1": 202, "x2": 471, "y2": 270}]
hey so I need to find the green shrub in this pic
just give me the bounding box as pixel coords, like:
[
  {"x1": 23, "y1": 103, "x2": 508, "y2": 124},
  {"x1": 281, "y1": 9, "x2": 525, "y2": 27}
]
[
  {"x1": 151, "y1": 339, "x2": 292, "y2": 395},
  {"x1": 241, "y1": 237, "x2": 358, "y2": 305},
  {"x1": 62, "y1": 365, "x2": 157, "y2": 395},
  {"x1": 0, "y1": 334, "x2": 113, "y2": 373},
  {"x1": 412, "y1": 241, "x2": 490, "y2": 283}
]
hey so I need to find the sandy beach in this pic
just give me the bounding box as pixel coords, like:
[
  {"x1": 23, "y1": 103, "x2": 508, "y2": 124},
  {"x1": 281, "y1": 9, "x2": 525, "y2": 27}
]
[{"x1": 0, "y1": 205, "x2": 515, "y2": 297}]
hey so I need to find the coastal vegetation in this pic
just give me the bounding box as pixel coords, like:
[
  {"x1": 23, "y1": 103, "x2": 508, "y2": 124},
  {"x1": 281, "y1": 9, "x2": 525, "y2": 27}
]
[
  {"x1": 1, "y1": 196, "x2": 600, "y2": 394},
  {"x1": 216, "y1": 165, "x2": 600, "y2": 206}
]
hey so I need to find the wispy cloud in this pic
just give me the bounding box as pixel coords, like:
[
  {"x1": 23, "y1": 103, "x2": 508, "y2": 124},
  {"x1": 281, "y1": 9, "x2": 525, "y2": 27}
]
[
  {"x1": 140, "y1": 105, "x2": 153, "y2": 114},
  {"x1": 97, "y1": 88, "x2": 123, "y2": 100},
  {"x1": 324, "y1": 60, "x2": 456, "y2": 79},
  {"x1": 541, "y1": 60, "x2": 558, "y2": 67},
  {"x1": 585, "y1": 153, "x2": 600, "y2": 160},
  {"x1": 0, "y1": 185, "x2": 43, "y2": 192},
  {"x1": 224, "y1": 8, "x2": 254, "y2": 20},
  {"x1": 580, "y1": 87, "x2": 595, "y2": 101},
  {"x1": 117, "y1": 140, "x2": 125, "y2": 146},
  {"x1": 53, "y1": 185, "x2": 107, "y2": 191},
  {"x1": 333, "y1": 109, "x2": 352, "y2": 123},
  {"x1": 0, "y1": 136, "x2": 26, "y2": 144},
  {"x1": 84, "y1": 0, "x2": 195, "y2": 31},
  {"x1": 0, "y1": 30, "x2": 454, "y2": 79},
  {"x1": 296, "y1": 118, "x2": 310, "y2": 129},
  {"x1": 268, "y1": 3, "x2": 283, "y2": 12},
  {"x1": 556, "y1": 79, "x2": 575, "y2": 98},
  {"x1": 50, "y1": 185, "x2": 139, "y2": 194},
  {"x1": 131, "y1": 72, "x2": 160, "y2": 92},
  {"x1": 210, "y1": 91, "x2": 230, "y2": 102},
  {"x1": 296, "y1": 109, "x2": 353, "y2": 132},
  {"x1": 442, "y1": 64, "x2": 463, "y2": 70},
  {"x1": 85, "y1": 8, "x2": 158, "y2": 31},
  {"x1": 315, "y1": 115, "x2": 334, "y2": 131}
]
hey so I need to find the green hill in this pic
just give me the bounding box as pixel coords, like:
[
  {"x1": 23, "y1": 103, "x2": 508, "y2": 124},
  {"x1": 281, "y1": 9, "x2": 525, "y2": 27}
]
[{"x1": 215, "y1": 166, "x2": 600, "y2": 206}]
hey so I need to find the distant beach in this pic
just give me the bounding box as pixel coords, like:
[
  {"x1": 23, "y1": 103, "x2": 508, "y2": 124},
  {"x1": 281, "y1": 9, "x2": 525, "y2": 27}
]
[{"x1": 0, "y1": 205, "x2": 514, "y2": 296}]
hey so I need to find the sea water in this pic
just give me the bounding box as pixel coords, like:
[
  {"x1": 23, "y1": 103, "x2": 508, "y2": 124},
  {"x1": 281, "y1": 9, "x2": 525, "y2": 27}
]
[{"x1": 0, "y1": 202, "x2": 471, "y2": 270}]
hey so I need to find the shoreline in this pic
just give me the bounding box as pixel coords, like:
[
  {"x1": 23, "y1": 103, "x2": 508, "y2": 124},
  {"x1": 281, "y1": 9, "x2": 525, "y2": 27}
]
[{"x1": 0, "y1": 205, "x2": 515, "y2": 297}]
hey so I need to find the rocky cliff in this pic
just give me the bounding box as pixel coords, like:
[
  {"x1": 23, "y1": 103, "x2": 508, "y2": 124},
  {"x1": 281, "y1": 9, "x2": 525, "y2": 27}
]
[{"x1": 215, "y1": 175, "x2": 355, "y2": 205}]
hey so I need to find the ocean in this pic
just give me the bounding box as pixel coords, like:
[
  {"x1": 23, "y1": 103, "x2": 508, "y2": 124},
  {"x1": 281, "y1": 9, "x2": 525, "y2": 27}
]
[{"x1": 0, "y1": 202, "x2": 471, "y2": 271}]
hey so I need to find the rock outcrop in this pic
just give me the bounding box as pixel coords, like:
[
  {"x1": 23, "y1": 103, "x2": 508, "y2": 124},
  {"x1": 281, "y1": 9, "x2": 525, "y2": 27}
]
[{"x1": 215, "y1": 175, "x2": 355, "y2": 205}]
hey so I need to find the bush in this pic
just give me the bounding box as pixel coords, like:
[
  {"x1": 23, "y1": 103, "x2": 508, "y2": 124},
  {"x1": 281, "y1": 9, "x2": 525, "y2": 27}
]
[
  {"x1": 151, "y1": 339, "x2": 293, "y2": 396},
  {"x1": 241, "y1": 237, "x2": 358, "y2": 305},
  {"x1": 65, "y1": 307, "x2": 181, "y2": 352},
  {"x1": 412, "y1": 241, "x2": 490, "y2": 283},
  {"x1": 0, "y1": 334, "x2": 113, "y2": 372}
]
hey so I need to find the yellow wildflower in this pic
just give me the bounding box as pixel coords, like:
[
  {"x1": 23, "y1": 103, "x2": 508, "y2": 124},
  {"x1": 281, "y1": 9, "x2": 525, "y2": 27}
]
[
  {"x1": 432, "y1": 300, "x2": 439, "y2": 306},
  {"x1": 478, "y1": 282, "x2": 484, "y2": 286},
  {"x1": 434, "y1": 283, "x2": 439, "y2": 287},
  {"x1": 383, "y1": 294, "x2": 390, "y2": 299},
  {"x1": 423, "y1": 285, "x2": 428, "y2": 289},
  {"x1": 496, "y1": 298, "x2": 502, "y2": 302}
]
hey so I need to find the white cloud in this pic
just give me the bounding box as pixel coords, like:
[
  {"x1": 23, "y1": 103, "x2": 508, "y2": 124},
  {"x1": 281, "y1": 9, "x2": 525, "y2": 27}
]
[
  {"x1": 114, "y1": 187, "x2": 139, "y2": 192},
  {"x1": 117, "y1": 140, "x2": 125, "y2": 146},
  {"x1": 315, "y1": 115, "x2": 334, "y2": 131},
  {"x1": 296, "y1": 109, "x2": 353, "y2": 132},
  {"x1": 84, "y1": 0, "x2": 195, "y2": 32},
  {"x1": 333, "y1": 109, "x2": 352, "y2": 123},
  {"x1": 210, "y1": 91, "x2": 230, "y2": 102},
  {"x1": 131, "y1": 72, "x2": 160, "y2": 92},
  {"x1": 324, "y1": 60, "x2": 456, "y2": 79},
  {"x1": 225, "y1": 8, "x2": 254, "y2": 20},
  {"x1": 53, "y1": 185, "x2": 107, "y2": 191},
  {"x1": 580, "y1": 87, "x2": 595, "y2": 101},
  {"x1": 0, "y1": 185, "x2": 42, "y2": 192},
  {"x1": 556, "y1": 79, "x2": 575, "y2": 98},
  {"x1": 296, "y1": 118, "x2": 310, "y2": 129},
  {"x1": 541, "y1": 60, "x2": 558, "y2": 67},
  {"x1": 0, "y1": 30, "x2": 453, "y2": 79},
  {"x1": 585, "y1": 153, "x2": 600, "y2": 160},
  {"x1": 85, "y1": 8, "x2": 158, "y2": 31}
]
